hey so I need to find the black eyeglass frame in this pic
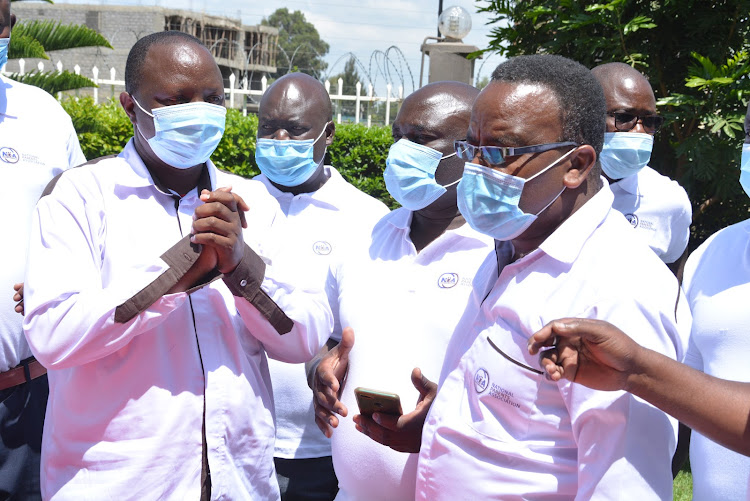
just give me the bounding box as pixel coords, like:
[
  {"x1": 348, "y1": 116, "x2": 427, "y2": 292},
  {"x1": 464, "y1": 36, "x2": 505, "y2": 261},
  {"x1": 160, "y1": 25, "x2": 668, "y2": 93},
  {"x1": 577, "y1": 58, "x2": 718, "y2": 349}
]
[
  {"x1": 454, "y1": 140, "x2": 578, "y2": 167},
  {"x1": 607, "y1": 112, "x2": 665, "y2": 133}
]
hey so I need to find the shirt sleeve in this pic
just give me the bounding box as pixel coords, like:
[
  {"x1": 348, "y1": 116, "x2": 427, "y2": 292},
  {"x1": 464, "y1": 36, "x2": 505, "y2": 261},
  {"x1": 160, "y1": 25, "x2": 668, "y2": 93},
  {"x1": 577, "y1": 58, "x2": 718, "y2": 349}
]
[
  {"x1": 65, "y1": 117, "x2": 87, "y2": 168},
  {"x1": 23, "y1": 173, "x2": 188, "y2": 370},
  {"x1": 662, "y1": 184, "x2": 692, "y2": 264},
  {"x1": 557, "y1": 298, "x2": 683, "y2": 501},
  {"x1": 228, "y1": 251, "x2": 333, "y2": 365}
]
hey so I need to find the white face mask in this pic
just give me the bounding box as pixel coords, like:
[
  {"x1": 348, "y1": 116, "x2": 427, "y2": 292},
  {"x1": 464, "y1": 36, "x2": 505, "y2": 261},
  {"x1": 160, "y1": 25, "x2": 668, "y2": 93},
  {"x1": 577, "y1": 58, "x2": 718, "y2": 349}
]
[
  {"x1": 599, "y1": 132, "x2": 654, "y2": 180},
  {"x1": 132, "y1": 96, "x2": 227, "y2": 169}
]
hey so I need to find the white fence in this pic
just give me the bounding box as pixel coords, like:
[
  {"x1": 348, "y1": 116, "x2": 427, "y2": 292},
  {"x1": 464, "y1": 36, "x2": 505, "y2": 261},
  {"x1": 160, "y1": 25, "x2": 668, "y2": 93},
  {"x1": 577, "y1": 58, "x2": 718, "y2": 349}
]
[{"x1": 8, "y1": 59, "x2": 404, "y2": 126}]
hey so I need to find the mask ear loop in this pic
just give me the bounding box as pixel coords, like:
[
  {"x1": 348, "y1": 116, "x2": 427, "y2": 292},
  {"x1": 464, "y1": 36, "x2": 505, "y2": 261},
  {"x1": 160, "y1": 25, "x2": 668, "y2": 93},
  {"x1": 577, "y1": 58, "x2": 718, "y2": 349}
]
[{"x1": 528, "y1": 146, "x2": 579, "y2": 216}]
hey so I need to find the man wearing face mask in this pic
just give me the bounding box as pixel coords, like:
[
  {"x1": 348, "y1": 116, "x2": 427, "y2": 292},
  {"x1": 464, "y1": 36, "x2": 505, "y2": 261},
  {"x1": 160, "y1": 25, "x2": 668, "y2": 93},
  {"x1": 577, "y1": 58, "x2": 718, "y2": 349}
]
[
  {"x1": 389, "y1": 55, "x2": 689, "y2": 500},
  {"x1": 252, "y1": 72, "x2": 389, "y2": 500},
  {"x1": 311, "y1": 81, "x2": 494, "y2": 501},
  {"x1": 592, "y1": 63, "x2": 692, "y2": 270},
  {"x1": 679, "y1": 100, "x2": 750, "y2": 500},
  {"x1": 22, "y1": 31, "x2": 332, "y2": 500},
  {"x1": 0, "y1": 0, "x2": 86, "y2": 498}
]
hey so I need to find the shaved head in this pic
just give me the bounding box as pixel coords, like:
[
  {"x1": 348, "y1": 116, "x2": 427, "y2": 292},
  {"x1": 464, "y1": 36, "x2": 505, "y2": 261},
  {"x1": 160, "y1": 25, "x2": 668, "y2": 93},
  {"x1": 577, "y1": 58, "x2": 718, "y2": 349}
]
[
  {"x1": 592, "y1": 62, "x2": 656, "y2": 133},
  {"x1": 592, "y1": 63, "x2": 652, "y2": 94},
  {"x1": 260, "y1": 72, "x2": 332, "y2": 124}
]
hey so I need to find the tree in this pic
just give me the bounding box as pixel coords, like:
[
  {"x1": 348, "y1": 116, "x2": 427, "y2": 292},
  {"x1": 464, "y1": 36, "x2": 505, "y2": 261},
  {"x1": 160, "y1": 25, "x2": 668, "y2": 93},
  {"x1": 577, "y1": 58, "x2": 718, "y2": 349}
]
[
  {"x1": 261, "y1": 8, "x2": 329, "y2": 79},
  {"x1": 8, "y1": 0, "x2": 113, "y2": 94},
  {"x1": 479, "y1": 0, "x2": 750, "y2": 248},
  {"x1": 329, "y1": 56, "x2": 362, "y2": 121}
]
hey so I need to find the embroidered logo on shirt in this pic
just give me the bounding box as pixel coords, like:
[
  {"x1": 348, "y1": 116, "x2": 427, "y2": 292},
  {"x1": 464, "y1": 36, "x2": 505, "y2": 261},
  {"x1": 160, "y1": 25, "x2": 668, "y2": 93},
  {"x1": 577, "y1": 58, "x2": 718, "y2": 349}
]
[
  {"x1": 474, "y1": 368, "x2": 489, "y2": 393},
  {"x1": 624, "y1": 213, "x2": 639, "y2": 228},
  {"x1": 0, "y1": 147, "x2": 19, "y2": 164},
  {"x1": 312, "y1": 241, "x2": 332, "y2": 255},
  {"x1": 437, "y1": 272, "x2": 459, "y2": 288}
]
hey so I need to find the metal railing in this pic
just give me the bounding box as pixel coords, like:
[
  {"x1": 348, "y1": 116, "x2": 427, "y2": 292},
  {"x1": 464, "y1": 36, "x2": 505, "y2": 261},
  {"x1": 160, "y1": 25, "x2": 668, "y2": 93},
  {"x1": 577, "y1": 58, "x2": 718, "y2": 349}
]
[{"x1": 4, "y1": 59, "x2": 404, "y2": 126}]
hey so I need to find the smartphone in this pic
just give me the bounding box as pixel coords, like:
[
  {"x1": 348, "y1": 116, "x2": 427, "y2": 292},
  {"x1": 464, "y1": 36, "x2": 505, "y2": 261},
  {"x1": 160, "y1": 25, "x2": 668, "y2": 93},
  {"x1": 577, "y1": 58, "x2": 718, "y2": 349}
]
[{"x1": 354, "y1": 387, "x2": 403, "y2": 416}]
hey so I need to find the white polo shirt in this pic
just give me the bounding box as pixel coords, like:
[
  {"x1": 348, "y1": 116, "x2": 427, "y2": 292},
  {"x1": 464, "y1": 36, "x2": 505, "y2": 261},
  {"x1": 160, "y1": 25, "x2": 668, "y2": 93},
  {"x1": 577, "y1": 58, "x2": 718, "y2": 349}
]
[
  {"x1": 683, "y1": 217, "x2": 750, "y2": 501},
  {"x1": 23, "y1": 140, "x2": 332, "y2": 500},
  {"x1": 329, "y1": 208, "x2": 494, "y2": 501},
  {"x1": 253, "y1": 168, "x2": 390, "y2": 460},
  {"x1": 610, "y1": 166, "x2": 692, "y2": 263},
  {"x1": 417, "y1": 183, "x2": 691, "y2": 501},
  {"x1": 1, "y1": 75, "x2": 86, "y2": 372}
]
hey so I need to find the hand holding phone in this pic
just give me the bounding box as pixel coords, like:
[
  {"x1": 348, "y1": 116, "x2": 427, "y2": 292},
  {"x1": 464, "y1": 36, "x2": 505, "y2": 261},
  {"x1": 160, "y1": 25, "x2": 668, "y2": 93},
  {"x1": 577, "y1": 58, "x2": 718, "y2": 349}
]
[{"x1": 354, "y1": 387, "x2": 403, "y2": 416}]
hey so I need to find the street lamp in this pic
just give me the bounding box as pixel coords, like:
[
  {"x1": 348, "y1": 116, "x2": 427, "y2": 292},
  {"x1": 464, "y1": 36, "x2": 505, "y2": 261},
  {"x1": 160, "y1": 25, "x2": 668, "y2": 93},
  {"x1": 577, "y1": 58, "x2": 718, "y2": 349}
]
[{"x1": 419, "y1": 5, "x2": 480, "y2": 87}]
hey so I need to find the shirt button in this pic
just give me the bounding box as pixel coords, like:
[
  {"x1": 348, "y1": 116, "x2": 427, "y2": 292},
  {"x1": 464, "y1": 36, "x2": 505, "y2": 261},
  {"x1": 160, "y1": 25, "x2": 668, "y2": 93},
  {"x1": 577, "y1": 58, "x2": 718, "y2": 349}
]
[{"x1": 240, "y1": 279, "x2": 247, "y2": 287}]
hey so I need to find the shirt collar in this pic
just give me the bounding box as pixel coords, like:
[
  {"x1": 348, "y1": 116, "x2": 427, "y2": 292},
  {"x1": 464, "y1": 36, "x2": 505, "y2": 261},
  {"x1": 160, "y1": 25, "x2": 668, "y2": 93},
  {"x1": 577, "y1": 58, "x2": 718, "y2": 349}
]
[
  {"x1": 256, "y1": 165, "x2": 340, "y2": 210},
  {"x1": 387, "y1": 207, "x2": 493, "y2": 247},
  {"x1": 118, "y1": 138, "x2": 217, "y2": 196},
  {"x1": 610, "y1": 169, "x2": 641, "y2": 196},
  {"x1": 536, "y1": 178, "x2": 615, "y2": 265}
]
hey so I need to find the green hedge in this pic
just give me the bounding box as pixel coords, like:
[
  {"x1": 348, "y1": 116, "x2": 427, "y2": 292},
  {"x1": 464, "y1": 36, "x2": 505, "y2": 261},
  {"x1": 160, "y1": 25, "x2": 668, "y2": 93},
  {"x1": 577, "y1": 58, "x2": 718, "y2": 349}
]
[{"x1": 61, "y1": 97, "x2": 397, "y2": 208}]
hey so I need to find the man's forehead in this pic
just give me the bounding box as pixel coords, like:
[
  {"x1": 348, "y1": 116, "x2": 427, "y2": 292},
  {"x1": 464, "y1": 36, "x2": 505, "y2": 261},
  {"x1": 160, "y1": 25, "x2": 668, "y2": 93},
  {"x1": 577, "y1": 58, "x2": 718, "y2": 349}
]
[{"x1": 261, "y1": 79, "x2": 327, "y2": 122}]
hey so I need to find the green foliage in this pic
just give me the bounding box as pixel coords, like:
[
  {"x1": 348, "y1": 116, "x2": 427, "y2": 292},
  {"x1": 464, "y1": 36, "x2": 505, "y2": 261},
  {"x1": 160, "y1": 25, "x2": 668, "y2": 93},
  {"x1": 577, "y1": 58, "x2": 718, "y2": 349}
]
[
  {"x1": 479, "y1": 0, "x2": 750, "y2": 249},
  {"x1": 62, "y1": 99, "x2": 396, "y2": 207},
  {"x1": 61, "y1": 97, "x2": 131, "y2": 159},
  {"x1": 213, "y1": 110, "x2": 259, "y2": 178},
  {"x1": 10, "y1": 19, "x2": 112, "y2": 54},
  {"x1": 261, "y1": 8, "x2": 330, "y2": 79},
  {"x1": 10, "y1": 70, "x2": 96, "y2": 94}
]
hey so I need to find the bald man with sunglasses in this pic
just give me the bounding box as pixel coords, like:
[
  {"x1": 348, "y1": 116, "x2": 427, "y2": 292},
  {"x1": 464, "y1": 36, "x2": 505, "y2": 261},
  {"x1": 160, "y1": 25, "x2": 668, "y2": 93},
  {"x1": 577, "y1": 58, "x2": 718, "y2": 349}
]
[{"x1": 592, "y1": 63, "x2": 692, "y2": 272}]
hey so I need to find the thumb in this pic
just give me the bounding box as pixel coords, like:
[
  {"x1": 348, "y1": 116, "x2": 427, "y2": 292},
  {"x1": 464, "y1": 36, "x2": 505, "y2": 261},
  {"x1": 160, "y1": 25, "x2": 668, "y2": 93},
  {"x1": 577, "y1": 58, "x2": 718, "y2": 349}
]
[
  {"x1": 339, "y1": 327, "x2": 355, "y2": 358},
  {"x1": 411, "y1": 367, "x2": 436, "y2": 398}
]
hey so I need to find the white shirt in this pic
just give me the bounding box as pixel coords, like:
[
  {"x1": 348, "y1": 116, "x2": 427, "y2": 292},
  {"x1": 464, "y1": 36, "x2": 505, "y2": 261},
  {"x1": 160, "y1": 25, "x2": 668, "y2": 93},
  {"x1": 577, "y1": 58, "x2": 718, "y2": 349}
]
[
  {"x1": 610, "y1": 166, "x2": 692, "y2": 263},
  {"x1": 22, "y1": 140, "x2": 332, "y2": 500},
  {"x1": 253, "y1": 168, "x2": 389, "y2": 460},
  {"x1": 329, "y1": 208, "x2": 494, "y2": 501},
  {"x1": 417, "y1": 184, "x2": 691, "y2": 501},
  {"x1": 1, "y1": 74, "x2": 86, "y2": 372},
  {"x1": 683, "y1": 218, "x2": 750, "y2": 501}
]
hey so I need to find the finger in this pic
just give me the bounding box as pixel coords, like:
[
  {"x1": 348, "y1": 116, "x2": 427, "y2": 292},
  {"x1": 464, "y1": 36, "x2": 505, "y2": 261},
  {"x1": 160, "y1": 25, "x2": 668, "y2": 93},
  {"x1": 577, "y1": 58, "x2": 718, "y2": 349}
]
[
  {"x1": 193, "y1": 201, "x2": 240, "y2": 225},
  {"x1": 411, "y1": 367, "x2": 437, "y2": 398},
  {"x1": 14, "y1": 301, "x2": 24, "y2": 315},
  {"x1": 191, "y1": 216, "x2": 239, "y2": 239},
  {"x1": 371, "y1": 412, "x2": 401, "y2": 431},
  {"x1": 338, "y1": 327, "x2": 355, "y2": 357},
  {"x1": 199, "y1": 189, "x2": 239, "y2": 212},
  {"x1": 13, "y1": 292, "x2": 21, "y2": 302},
  {"x1": 313, "y1": 380, "x2": 348, "y2": 417},
  {"x1": 314, "y1": 413, "x2": 334, "y2": 438},
  {"x1": 13, "y1": 283, "x2": 22, "y2": 292}
]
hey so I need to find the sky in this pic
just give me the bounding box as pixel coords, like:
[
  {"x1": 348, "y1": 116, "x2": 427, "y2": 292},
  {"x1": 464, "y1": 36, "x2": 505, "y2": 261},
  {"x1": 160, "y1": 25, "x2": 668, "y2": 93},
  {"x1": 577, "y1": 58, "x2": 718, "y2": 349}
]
[{"x1": 51, "y1": 0, "x2": 506, "y2": 97}]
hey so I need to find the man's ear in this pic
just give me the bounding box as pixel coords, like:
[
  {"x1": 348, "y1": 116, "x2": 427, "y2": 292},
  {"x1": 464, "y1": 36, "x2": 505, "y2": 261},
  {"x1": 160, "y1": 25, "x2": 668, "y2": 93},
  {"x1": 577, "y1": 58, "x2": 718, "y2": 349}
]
[
  {"x1": 325, "y1": 120, "x2": 335, "y2": 146},
  {"x1": 120, "y1": 92, "x2": 137, "y2": 125},
  {"x1": 10, "y1": 14, "x2": 16, "y2": 30},
  {"x1": 563, "y1": 144, "x2": 597, "y2": 189}
]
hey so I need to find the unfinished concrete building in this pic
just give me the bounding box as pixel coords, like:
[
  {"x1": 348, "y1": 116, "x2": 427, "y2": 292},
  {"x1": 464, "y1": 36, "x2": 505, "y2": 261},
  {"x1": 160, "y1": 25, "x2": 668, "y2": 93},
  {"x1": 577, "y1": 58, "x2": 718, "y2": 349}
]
[{"x1": 7, "y1": 3, "x2": 278, "y2": 104}]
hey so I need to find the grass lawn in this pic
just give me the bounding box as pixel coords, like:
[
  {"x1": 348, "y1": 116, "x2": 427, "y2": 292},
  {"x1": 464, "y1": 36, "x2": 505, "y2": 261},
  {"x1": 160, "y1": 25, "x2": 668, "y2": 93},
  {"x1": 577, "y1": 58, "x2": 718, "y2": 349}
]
[{"x1": 673, "y1": 461, "x2": 692, "y2": 501}]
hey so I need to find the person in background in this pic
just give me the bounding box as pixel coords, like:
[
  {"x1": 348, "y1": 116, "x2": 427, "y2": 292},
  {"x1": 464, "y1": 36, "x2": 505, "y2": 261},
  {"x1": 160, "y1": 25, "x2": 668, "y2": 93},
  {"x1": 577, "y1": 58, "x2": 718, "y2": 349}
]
[
  {"x1": 312, "y1": 81, "x2": 493, "y2": 500},
  {"x1": 0, "y1": 0, "x2": 86, "y2": 497},
  {"x1": 592, "y1": 63, "x2": 692, "y2": 273},
  {"x1": 22, "y1": 31, "x2": 331, "y2": 500},
  {"x1": 253, "y1": 72, "x2": 389, "y2": 500}
]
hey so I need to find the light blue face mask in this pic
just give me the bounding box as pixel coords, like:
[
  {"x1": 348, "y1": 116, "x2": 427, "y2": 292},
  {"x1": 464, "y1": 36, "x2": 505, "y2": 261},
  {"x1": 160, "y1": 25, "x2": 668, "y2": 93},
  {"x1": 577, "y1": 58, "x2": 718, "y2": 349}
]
[
  {"x1": 740, "y1": 143, "x2": 750, "y2": 198},
  {"x1": 133, "y1": 97, "x2": 226, "y2": 170},
  {"x1": 383, "y1": 138, "x2": 459, "y2": 211},
  {"x1": 457, "y1": 147, "x2": 577, "y2": 241},
  {"x1": 255, "y1": 125, "x2": 329, "y2": 187},
  {"x1": 599, "y1": 132, "x2": 654, "y2": 180},
  {"x1": 0, "y1": 37, "x2": 9, "y2": 70}
]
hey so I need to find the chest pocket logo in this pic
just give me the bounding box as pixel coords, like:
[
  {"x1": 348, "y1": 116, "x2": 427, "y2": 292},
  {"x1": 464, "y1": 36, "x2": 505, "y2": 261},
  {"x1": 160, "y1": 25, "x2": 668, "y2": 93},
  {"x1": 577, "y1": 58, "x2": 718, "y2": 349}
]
[
  {"x1": 624, "y1": 213, "x2": 639, "y2": 228},
  {"x1": 312, "y1": 241, "x2": 332, "y2": 255},
  {"x1": 0, "y1": 147, "x2": 19, "y2": 164},
  {"x1": 437, "y1": 272, "x2": 459, "y2": 288}
]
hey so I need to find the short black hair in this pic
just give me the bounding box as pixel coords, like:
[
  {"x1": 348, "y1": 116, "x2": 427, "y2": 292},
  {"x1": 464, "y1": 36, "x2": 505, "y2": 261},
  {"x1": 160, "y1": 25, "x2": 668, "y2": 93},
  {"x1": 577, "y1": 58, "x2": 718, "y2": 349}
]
[
  {"x1": 125, "y1": 31, "x2": 205, "y2": 95},
  {"x1": 491, "y1": 55, "x2": 606, "y2": 155}
]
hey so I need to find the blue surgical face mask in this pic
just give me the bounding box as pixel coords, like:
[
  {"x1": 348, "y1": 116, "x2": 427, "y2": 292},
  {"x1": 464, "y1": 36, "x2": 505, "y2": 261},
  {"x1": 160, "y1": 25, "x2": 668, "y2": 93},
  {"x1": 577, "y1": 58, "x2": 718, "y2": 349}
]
[
  {"x1": 0, "y1": 37, "x2": 9, "y2": 70},
  {"x1": 383, "y1": 138, "x2": 459, "y2": 211},
  {"x1": 132, "y1": 96, "x2": 226, "y2": 170},
  {"x1": 255, "y1": 125, "x2": 329, "y2": 187},
  {"x1": 457, "y1": 147, "x2": 577, "y2": 241},
  {"x1": 599, "y1": 132, "x2": 654, "y2": 180},
  {"x1": 740, "y1": 143, "x2": 750, "y2": 199}
]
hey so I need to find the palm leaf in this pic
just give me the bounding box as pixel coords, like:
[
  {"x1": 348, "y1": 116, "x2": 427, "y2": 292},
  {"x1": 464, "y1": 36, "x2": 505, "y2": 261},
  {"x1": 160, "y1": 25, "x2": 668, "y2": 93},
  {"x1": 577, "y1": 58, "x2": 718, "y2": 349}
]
[
  {"x1": 8, "y1": 33, "x2": 47, "y2": 59},
  {"x1": 7, "y1": 70, "x2": 97, "y2": 94},
  {"x1": 11, "y1": 20, "x2": 112, "y2": 52}
]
